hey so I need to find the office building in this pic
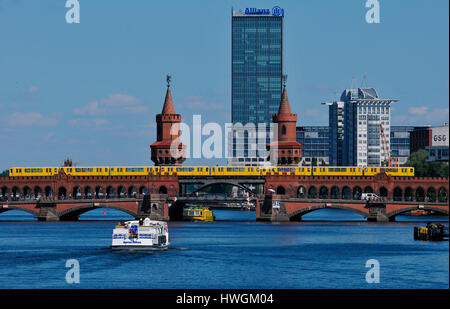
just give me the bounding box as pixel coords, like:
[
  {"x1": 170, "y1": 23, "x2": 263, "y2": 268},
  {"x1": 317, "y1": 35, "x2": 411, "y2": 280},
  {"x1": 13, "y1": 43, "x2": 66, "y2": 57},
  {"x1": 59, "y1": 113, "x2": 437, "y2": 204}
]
[
  {"x1": 410, "y1": 124, "x2": 449, "y2": 162},
  {"x1": 229, "y1": 7, "x2": 284, "y2": 166},
  {"x1": 341, "y1": 88, "x2": 397, "y2": 166},
  {"x1": 296, "y1": 126, "x2": 329, "y2": 166}
]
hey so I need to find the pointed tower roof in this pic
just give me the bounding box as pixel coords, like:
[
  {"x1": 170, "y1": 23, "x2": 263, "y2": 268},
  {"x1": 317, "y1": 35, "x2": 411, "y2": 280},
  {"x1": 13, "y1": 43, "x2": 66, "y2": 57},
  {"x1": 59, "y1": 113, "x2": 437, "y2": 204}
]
[
  {"x1": 161, "y1": 88, "x2": 175, "y2": 114},
  {"x1": 278, "y1": 88, "x2": 292, "y2": 115}
]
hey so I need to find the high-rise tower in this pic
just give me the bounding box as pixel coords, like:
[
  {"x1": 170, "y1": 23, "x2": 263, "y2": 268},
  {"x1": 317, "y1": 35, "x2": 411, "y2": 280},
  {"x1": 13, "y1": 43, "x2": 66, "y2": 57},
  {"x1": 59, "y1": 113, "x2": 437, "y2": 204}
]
[{"x1": 230, "y1": 6, "x2": 284, "y2": 166}]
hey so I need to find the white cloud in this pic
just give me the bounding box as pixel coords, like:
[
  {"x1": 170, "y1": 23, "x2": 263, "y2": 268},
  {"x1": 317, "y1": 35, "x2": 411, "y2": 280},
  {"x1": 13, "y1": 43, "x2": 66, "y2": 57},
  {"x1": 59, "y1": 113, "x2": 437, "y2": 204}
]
[
  {"x1": 408, "y1": 106, "x2": 428, "y2": 115},
  {"x1": 69, "y1": 118, "x2": 110, "y2": 127},
  {"x1": 73, "y1": 93, "x2": 147, "y2": 115},
  {"x1": 4, "y1": 112, "x2": 59, "y2": 127}
]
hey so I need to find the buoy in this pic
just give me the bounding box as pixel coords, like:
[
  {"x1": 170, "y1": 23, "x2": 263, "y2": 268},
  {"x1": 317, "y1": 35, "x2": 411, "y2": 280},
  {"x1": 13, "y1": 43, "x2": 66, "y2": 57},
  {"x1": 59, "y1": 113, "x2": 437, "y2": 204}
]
[{"x1": 103, "y1": 210, "x2": 106, "y2": 215}]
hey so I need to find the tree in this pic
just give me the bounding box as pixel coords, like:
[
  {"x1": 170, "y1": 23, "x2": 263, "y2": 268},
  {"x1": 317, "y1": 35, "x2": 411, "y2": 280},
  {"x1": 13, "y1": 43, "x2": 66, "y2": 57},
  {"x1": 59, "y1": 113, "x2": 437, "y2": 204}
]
[
  {"x1": 0, "y1": 170, "x2": 9, "y2": 177},
  {"x1": 404, "y1": 149, "x2": 449, "y2": 177},
  {"x1": 311, "y1": 157, "x2": 317, "y2": 167}
]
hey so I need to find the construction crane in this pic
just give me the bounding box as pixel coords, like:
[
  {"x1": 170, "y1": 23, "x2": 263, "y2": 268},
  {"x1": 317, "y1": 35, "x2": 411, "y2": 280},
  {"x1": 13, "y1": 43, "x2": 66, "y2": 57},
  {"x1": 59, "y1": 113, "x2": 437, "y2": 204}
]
[{"x1": 379, "y1": 123, "x2": 398, "y2": 167}]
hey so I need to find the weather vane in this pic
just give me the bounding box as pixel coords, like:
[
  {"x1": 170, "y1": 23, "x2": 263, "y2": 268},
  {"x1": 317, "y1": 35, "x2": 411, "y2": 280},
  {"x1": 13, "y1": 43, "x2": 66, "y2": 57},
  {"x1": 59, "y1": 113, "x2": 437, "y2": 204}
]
[{"x1": 166, "y1": 74, "x2": 172, "y2": 88}]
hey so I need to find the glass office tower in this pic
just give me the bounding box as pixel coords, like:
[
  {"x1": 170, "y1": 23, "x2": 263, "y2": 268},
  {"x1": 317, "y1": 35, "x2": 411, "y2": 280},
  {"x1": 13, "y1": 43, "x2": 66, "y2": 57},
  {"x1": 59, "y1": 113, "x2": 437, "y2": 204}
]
[{"x1": 229, "y1": 7, "x2": 284, "y2": 166}]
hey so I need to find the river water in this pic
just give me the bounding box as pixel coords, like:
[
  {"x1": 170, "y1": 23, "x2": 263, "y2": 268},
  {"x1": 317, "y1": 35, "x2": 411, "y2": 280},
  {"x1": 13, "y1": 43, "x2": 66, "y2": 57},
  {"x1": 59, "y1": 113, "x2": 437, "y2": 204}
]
[{"x1": 0, "y1": 209, "x2": 448, "y2": 289}]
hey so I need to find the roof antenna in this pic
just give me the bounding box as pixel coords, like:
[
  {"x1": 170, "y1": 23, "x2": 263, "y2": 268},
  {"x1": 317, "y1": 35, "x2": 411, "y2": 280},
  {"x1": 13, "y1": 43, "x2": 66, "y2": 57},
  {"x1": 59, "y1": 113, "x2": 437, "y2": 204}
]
[
  {"x1": 350, "y1": 76, "x2": 356, "y2": 90},
  {"x1": 361, "y1": 74, "x2": 368, "y2": 88}
]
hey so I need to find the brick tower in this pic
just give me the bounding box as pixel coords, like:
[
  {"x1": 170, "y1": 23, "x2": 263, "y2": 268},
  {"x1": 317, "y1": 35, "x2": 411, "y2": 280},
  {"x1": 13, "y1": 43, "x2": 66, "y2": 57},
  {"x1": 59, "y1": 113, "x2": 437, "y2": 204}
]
[
  {"x1": 150, "y1": 75, "x2": 186, "y2": 166},
  {"x1": 267, "y1": 77, "x2": 303, "y2": 165}
]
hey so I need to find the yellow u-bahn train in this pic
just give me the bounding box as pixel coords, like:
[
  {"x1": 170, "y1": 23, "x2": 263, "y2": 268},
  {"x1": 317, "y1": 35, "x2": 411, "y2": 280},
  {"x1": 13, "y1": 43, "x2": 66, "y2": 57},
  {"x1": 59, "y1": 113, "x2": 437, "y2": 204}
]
[{"x1": 8, "y1": 166, "x2": 415, "y2": 177}]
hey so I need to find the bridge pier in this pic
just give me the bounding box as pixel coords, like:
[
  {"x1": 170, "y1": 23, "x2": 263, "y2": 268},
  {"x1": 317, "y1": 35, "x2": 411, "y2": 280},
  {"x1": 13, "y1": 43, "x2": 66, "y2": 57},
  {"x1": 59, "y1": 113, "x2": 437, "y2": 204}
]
[{"x1": 36, "y1": 203, "x2": 60, "y2": 221}]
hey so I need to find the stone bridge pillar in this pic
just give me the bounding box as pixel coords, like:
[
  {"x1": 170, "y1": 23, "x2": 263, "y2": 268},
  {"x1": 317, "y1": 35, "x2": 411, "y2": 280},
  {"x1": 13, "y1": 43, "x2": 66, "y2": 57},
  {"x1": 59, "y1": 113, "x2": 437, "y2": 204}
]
[
  {"x1": 366, "y1": 202, "x2": 389, "y2": 222},
  {"x1": 257, "y1": 194, "x2": 289, "y2": 222},
  {"x1": 36, "y1": 202, "x2": 59, "y2": 221},
  {"x1": 138, "y1": 194, "x2": 169, "y2": 221}
]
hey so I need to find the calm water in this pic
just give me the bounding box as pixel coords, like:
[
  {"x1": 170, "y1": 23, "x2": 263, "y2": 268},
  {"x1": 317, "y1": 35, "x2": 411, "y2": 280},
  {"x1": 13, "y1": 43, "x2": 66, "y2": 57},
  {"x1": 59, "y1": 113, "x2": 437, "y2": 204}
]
[{"x1": 0, "y1": 209, "x2": 448, "y2": 289}]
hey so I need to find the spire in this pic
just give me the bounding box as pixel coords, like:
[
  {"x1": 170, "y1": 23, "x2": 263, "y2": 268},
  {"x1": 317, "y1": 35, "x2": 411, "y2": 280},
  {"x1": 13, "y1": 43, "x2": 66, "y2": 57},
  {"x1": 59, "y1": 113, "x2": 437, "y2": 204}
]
[
  {"x1": 161, "y1": 75, "x2": 175, "y2": 114},
  {"x1": 278, "y1": 74, "x2": 291, "y2": 114},
  {"x1": 278, "y1": 87, "x2": 292, "y2": 115}
]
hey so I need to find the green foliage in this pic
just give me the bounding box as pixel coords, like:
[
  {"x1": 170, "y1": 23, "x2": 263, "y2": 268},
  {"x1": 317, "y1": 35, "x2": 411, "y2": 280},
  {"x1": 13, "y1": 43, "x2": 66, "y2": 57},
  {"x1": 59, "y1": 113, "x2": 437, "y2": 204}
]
[
  {"x1": 404, "y1": 149, "x2": 449, "y2": 177},
  {"x1": 0, "y1": 170, "x2": 9, "y2": 177},
  {"x1": 311, "y1": 157, "x2": 317, "y2": 167}
]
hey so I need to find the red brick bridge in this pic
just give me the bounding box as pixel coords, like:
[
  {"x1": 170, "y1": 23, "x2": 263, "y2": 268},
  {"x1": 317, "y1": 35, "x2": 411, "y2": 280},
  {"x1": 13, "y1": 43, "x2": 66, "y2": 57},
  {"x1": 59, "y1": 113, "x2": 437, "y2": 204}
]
[{"x1": 0, "y1": 171, "x2": 448, "y2": 222}]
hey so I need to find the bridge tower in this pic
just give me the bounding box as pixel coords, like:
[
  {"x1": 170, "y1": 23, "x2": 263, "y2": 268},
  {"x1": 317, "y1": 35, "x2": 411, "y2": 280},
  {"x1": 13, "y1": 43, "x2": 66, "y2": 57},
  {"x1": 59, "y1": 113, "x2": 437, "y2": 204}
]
[
  {"x1": 267, "y1": 77, "x2": 303, "y2": 165},
  {"x1": 150, "y1": 75, "x2": 186, "y2": 166}
]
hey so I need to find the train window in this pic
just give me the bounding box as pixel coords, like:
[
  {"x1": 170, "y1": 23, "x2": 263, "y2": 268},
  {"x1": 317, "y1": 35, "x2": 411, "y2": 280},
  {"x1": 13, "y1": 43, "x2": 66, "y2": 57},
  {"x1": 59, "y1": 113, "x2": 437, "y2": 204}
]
[{"x1": 410, "y1": 168, "x2": 413, "y2": 173}]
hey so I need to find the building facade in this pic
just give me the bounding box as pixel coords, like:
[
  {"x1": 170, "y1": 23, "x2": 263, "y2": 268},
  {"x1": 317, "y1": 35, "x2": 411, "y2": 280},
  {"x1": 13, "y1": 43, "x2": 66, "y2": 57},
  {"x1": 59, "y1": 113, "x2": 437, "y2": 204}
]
[
  {"x1": 296, "y1": 126, "x2": 329, "y2": 166},
  {"x1": 390, "y1": 126, "x2": 415, "y2": 166},
  {"x1": 322, "y1": 101, "x2": 344, "y2": 166},
  {"x1": 340, "y1": 88, "x2": 397, "y2": 166},
  {"x1": 229, "y1": 7, "x2": 284, "y2": 166},
  {"x1": 410, "y1": 124, "x2": 449, "y2": 162}
]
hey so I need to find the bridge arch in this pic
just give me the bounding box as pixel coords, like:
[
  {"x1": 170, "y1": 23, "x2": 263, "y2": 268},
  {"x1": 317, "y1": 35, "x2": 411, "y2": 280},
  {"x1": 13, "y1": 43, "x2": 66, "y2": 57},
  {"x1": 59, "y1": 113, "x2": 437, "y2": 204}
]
[
  {"x1": 297, "y1": 186, "x2": 306, "y2": 198},
  {"x1": 58, "y1": 203, "x2": 137, "y2": 221},
  {"x1": 159, "y1": 185, "x2": 168, "y2": 194},
  {"x1": 45, "y1": 186, "x2": 53, "y2": 197},
  {"x1": 34, "y1": 186, "x2": 42, "y2": 198},
  {"x1": 353, "y1": 186, "x2": 362, "y2": 200},
  {"x1": 387, "y1": 206, "x2": 449, "y2": 220},
  {"x1": 0, "y1": 205, "x2": 39, "y2": 217},
  {"x1": 308, "y1": 186, "x2": 317, "y2": 199},
  {"x1": 117, "y1": 186, "x2": 126, "y2": 198},
  {"x1": 415, "y1": 187, "x2": 425, "y2": 202},
  {"x1": 139, "y1": 186, "x2": 148, "y2": 195},
  {"x1": 106, "y1": 186, "x2": 115, "y2": 198},
  {"x1": 438, "y1": 187, "x2": 448, "y2": 202},
  {"x1": 426, "y1": 187, "x2": 436, "y2": 202},
  {"x1": 58, "y1": 186, "x2": 67, "y2": 199},
  {"x1": 364, "y1": 186, "x2": 373, "y2": 193},
  {"x1": 95, "y1": 186, "x2": 104, "y2": 199},
  {"x1": 404, "y1": 187, "x2": 413, "y2": 201},
  {"x1": 330, "y1": 186, "x2": 339, "y2": 199},
  {"x1": 289, "y1": 204, "x2": 369, "y2": 221},
  {"x1": 72, "y1": 186, "x2": 81, "y2": 199},
  {"x1": 379, "y1": 187, "x2": 388, "y2": 198},
  {"x1": 342, "y1": 186, "x2": 351, "y2": 200},
  {"x1": 128, "y1": 186, "x2": 137, "y2": 198},
  {"x1": 23, "y1": 186, "x2": 32, "y2": 198},
  {"x1": 84, "y1": 186, "x2": 92, "y2": 198},
  {"x1": 319, "y1": 186, "x2": 328, "y2": 199},
  {"x1": 276, "y1": 186, "x2": 285, "y2": 195},
  {"x1": 393, "y1": 187, "x2": 402, "y2": 201},
  {"x1": 11, "y1": 186, "x2": 20, "y2": 199},
  {"x1": 1, "y1": 186, "x2": 9, "y2": 199}
]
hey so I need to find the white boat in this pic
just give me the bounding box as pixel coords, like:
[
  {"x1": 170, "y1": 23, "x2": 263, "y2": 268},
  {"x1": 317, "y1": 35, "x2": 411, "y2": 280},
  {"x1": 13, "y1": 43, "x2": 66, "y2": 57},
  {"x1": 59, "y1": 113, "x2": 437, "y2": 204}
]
[{"x1": 111, "y1": 217, "x2": 169, "y2": 251}]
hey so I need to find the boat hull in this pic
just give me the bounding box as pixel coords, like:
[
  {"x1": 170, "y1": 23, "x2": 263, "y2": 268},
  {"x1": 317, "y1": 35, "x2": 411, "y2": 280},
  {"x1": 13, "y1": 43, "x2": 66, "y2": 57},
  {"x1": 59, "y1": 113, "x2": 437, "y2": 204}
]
[{"x1": 111, "y1": 244, "x2": 169, "y2": 251}]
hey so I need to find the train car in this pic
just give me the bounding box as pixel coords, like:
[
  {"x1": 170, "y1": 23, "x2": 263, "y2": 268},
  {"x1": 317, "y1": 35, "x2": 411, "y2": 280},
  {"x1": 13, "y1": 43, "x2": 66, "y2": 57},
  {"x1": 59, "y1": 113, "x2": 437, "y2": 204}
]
[
  {"x1": 110, "y1": 166, "x2": 159, "y2": 176},
  {"x1": 211, "y1": 166, "x2": 259, "y2": 176},
  {"x1": 9, "y1": 167, "x2": 58, "y2": 177},
  {"x1": 172, "y1": 166, "x2": 210, "y2": 176},
  {"x1": 312, "y1": 167, "x2": 364, "y2": 176},
  {"x1": 363, "y1": 167, "x2": 414, "y2": 177},
  {"x1": 62, "y1": 166, "x2": 110, "y2": 177},
  {"x1": 295, "y1": 167, "x2": 312, "y2": 176}
]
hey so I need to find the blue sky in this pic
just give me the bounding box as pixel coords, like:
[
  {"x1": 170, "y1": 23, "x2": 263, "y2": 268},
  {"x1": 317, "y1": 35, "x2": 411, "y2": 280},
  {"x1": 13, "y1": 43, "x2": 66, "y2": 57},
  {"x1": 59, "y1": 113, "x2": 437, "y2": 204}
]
[{"x1": 0, "y1": 0, "x2": 448, "y2": 170}]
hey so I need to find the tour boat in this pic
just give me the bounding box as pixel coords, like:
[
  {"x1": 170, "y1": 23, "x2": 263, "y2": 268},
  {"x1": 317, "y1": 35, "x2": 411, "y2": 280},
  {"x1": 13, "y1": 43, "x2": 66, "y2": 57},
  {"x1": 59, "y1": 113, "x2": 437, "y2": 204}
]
[
  {"x1": 183, "y1": 205, "x2": 215, "y2": 222},
  {"x1": 111, "y1": 218, "x2": 169, "y2": 250}
]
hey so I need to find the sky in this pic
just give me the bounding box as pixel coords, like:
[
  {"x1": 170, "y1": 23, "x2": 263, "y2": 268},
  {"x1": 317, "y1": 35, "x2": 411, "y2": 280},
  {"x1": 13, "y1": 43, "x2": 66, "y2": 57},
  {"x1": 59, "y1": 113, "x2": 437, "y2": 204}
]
[{"x1": 0, "y1": 0, "x2": 448, "y2": 170}]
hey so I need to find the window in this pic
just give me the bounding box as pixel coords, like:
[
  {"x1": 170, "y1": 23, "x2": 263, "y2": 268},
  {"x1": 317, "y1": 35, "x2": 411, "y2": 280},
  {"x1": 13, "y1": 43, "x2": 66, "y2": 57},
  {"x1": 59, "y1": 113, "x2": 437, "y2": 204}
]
[{"x1": 281, "y1": 125, "x2": 286, "y2": 135}]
